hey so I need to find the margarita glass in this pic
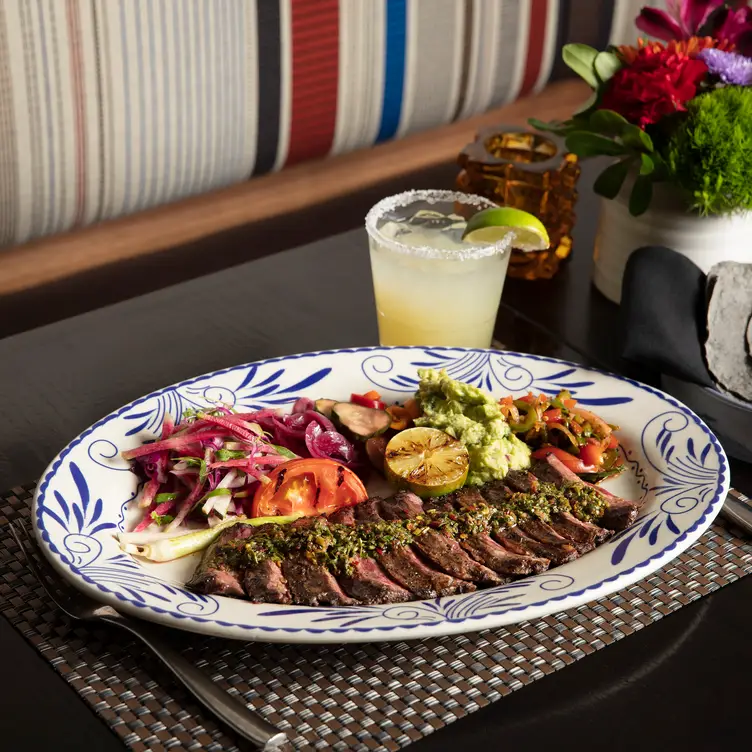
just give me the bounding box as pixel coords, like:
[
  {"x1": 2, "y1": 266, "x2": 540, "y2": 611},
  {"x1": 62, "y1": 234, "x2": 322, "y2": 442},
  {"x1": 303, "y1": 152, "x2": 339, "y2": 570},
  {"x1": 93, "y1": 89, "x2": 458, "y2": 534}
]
[{"x1": 365, "y1": 190, "x2": 513, "y2": 347}]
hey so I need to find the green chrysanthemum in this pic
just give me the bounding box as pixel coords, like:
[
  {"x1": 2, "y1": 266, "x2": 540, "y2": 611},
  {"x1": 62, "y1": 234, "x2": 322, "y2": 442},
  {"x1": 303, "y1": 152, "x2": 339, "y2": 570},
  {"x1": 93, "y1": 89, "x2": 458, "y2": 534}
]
[{"x1": 663, "y1": 86, "x2": 752, "y2": 215}]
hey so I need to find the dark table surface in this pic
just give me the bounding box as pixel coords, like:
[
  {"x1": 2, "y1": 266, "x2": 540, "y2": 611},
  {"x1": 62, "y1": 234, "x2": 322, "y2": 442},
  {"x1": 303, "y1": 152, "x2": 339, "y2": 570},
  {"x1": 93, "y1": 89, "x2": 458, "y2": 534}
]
[{"x1": 1, "y1": 160, "x2": 749, "y2": 751}]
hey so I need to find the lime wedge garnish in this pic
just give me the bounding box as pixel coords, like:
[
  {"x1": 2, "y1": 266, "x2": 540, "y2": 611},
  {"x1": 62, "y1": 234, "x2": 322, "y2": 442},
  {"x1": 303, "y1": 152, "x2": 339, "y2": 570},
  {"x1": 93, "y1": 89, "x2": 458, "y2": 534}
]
[
  {"x1": 462, "y1": 207, "x2": 550, "y2": 252},
  {"x1": 384, "y1": 427, "x2": 469, "y2": 498}
]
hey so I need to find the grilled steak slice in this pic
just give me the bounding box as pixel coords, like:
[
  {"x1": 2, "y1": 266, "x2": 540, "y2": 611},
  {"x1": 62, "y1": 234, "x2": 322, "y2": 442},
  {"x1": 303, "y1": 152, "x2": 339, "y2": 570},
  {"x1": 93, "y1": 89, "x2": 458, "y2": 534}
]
[
  {"x1": 550, "y1": 511, "x2": 612, "y2": 553},
  {"x1": 362, "y1": 493, "x2": 474, "y2": 597},
  {"x1": 505, "y1": 470, "x2": 539, "y2": 494},
  {"x1": 378, "y1": 546, "x2": 475, "y2": 598},
  {"x1": 281, "y1": 555, "x2": 358, "y2": 606},
  {"x1": 380, "y1": 491, "x2": 502, "y2": 584},
  {"x1": 244, "y1": 559, "x2": 291, "y2": 604},
  {"x1": 379, "y1": 490, "x2": 424, "y2": 520},
  {"x1": 277, "y1": 517, "x2": 358, "y2": 606},
  {"x1": 338, "y1": 557, "x2": 412, "y2": 604},
  {"x1": 354, "y1": 497, "x2": 383, "y2": 522},
  {"x1": 598, "y1": 497, "x2": 639, "y2": 531},
  {"x1": 328, "y1": 506, "x2": 356, "y2": 525},
  {"x1": 461, "y1": 533, "x2": 549, "y2": 575},
  {"x1": 497, "y1": 527, "x2": 578, "y2": 565},
  {"x1": 187, "y1": 523, "x2": 254, "y2": 597},
  {"x1": 449, "y1": 487, "x2": 486, "y2": 508},
  {"x1": 481, "y1": 480, "x2": 513, "y2": 505},
  {"x1": 431, "y1": 488, "x2": 551, "y2": 576},
  {"x1": 520, "y1": 518, "x2": 586, "y2": 556},
  {"x1": 325, "y1": 502, "x2": 413, "y2": 604},
  {"x1": 532, "y1": 454, "x2": 642, "y2": 531},
  {"x1": 413, "y1": 531, "x2": 503, "y2": 584}
]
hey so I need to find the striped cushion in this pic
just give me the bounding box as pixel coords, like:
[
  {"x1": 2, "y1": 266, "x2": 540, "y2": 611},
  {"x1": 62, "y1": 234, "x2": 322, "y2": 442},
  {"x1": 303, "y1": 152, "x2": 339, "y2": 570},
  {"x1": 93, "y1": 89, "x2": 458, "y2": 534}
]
[{"x1": 0, "y1": 0, "x2": 652, "y2": 248}]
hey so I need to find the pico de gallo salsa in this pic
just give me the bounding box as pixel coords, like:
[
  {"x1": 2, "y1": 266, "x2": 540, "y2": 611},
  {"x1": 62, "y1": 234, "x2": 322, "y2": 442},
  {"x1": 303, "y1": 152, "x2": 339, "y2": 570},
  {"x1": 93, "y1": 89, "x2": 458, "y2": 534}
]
[{"x1": 498, "y1": 390, "x2": 624, "y2": 483}]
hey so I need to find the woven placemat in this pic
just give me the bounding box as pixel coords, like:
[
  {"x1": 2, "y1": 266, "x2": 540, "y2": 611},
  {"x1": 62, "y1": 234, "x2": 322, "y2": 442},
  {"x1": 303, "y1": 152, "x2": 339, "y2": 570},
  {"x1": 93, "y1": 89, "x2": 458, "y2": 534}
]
[{"x1": 2, "y1": 483, "x2": 751, "y2": 752}]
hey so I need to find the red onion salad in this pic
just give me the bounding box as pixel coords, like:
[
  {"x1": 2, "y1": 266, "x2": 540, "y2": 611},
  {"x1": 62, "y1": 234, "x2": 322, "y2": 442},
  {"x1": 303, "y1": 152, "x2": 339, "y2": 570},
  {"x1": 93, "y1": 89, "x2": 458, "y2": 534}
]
[
  {"x1": 123, "y1": 400, "x2": 362, "y2": 534},
  {"x1": 254, "y1": 398, "x2": 360, "y2": 467}
]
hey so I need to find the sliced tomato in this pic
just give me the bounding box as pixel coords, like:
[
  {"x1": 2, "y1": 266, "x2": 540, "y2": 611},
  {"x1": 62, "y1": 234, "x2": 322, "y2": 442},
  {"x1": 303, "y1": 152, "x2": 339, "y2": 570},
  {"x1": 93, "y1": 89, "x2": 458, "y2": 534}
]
[
  {"x1": 252, "y1": 458, "x2": 367, "y2": 518},
  {"x1": 351, "y1": 392, "x2": 386, "y2": 410},
  {"x1": 542, "y1": 408, "x2": 562, "y2": 424},
  {"x1": 607, "y1": 434, "x2": 619, "y2": 449},
  {"x1": 531, "y1": 446, "x2": 599, "y2": 474},
  {"x1": 579, "y1": 439, "x2": 604, "y2": 469},
  {"x1": 562, "y1": 398, "x2": 577, "y2": 410}
]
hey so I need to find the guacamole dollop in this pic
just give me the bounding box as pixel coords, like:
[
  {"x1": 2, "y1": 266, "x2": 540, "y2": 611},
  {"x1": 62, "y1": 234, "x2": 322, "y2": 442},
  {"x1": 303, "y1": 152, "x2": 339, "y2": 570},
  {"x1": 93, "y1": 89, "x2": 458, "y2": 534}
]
[{"x1": 414, "y1": 368, "x2": 531, "y2": 486}]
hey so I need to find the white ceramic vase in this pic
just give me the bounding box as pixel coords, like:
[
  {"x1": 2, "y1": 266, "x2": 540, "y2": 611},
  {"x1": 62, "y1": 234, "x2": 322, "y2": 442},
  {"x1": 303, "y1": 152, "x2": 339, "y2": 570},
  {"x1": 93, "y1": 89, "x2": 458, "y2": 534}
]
[{"x1": 593, "y1": 183, "x2": 752, "y2": 304}]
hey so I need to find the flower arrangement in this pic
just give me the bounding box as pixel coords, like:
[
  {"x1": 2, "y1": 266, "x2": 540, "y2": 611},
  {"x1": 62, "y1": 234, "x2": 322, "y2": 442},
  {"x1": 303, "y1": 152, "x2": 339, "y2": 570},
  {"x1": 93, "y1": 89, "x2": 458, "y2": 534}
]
[{"x1": 532, "y1": 1, "x2": 752, "y2": 216}]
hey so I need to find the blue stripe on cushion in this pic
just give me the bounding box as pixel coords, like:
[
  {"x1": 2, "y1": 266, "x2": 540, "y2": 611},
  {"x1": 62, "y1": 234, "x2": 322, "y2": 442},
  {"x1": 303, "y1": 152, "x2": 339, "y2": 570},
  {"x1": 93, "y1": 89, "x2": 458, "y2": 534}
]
[{"x1": 376, "y1": 0, "x2": 407, "y2": 143}]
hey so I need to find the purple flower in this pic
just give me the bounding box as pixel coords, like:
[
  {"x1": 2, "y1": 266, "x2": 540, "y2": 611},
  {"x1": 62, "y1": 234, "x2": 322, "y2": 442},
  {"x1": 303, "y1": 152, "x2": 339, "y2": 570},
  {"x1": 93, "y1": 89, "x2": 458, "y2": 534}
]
[{"x1": 699, "y1": 47, "x2": 752, "y2": 85}]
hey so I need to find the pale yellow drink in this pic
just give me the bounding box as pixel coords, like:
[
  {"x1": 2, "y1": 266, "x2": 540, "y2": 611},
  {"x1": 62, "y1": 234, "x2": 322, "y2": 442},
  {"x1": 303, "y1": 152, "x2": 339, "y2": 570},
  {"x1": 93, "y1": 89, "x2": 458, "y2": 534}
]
[{"x1": 365, "y1": 191, "x2": 512, "y2": 347}]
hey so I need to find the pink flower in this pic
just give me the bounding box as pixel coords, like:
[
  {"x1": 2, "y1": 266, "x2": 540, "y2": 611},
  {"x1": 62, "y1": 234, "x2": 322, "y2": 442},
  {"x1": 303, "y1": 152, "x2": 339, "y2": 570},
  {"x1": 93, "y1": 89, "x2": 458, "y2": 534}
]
[{"x1": 636, "y1": 1, "x2": 752, "y2": 53}]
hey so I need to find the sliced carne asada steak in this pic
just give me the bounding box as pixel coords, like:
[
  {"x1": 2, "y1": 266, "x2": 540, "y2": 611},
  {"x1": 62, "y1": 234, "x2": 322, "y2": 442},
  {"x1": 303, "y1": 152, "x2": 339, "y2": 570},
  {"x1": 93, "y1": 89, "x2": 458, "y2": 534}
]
[
  {"x1": 519, "y1": 518, "x2": 589, "y2": 555},
  {"x1": 338, "y1": 557, "x2": 412, "y2": 604},
  {"x1": 281, "y1": 554, "x2": 358, "y2": 606},
  {"x1": 549, "y1": 511, "x2": 612, "y2": 553},
  {"x1": 186, "y1": 523, "x2": 254, "y2": 597},
  {"x1": 378, "y1": 546, "x2": 475, "y2": 598},
  {"x1": 380, "y1": 491, "x2": 502, "y2": 584},
  {"x1": 325, "y1": 500, "x2": 412, "y2": 604},
  {"x1": 189, "y1": 457, "x2": 641, "y2": 605},
  {"x1": 597, "y1": 494, "x2": 640, "y2": 531},
  {"x1": 504, "y1": 470, "x2": 539, "y2": 494},
  {"x1": 460, "y1": 532, "x2": 550, "y2": 575},
  {"x1": 379, "y1": 490, "x2": 424, "y2": 520},
  {"x1": 328, "y1": 506, "x2": 356, "y2": 525},
  {"x1": 532, "y1": 454, "x2": 642, "y2": 531},
  {"x1": 243, "y1": 559, "x2": 291, "y2": 604},
  {"x1": 354, "y1": 497, "x2": 384, "y2": 523},
  {"x1": 413, "y1": 531, "x2": 505, "y2": 584},
  {"x1": 498, "y1": 526, "x2": 578, "y2": 565},
  {"x1": 366, "y1": 494, "x2": 476, "y2": 598},
  {"x1": 481, "y1": 480, "x2": 513, "y2": 505},
  {"x1": 277, "y1": 517, "x2": 358, "y2": 606}
]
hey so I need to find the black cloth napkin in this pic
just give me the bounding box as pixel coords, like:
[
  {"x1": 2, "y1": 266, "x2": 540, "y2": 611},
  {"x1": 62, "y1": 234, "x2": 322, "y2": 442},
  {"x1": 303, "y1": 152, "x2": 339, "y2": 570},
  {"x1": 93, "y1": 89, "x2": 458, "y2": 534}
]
[{"x1": 619, "y1": 246, "x2": 714, "y2": 388}]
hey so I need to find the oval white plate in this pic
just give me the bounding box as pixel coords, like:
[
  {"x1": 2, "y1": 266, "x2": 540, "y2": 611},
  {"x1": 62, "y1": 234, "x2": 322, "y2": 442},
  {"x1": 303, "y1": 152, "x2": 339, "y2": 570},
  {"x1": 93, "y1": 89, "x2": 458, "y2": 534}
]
[{"x1": 34, "y1": 347, "x2": 729, "y2": 643}]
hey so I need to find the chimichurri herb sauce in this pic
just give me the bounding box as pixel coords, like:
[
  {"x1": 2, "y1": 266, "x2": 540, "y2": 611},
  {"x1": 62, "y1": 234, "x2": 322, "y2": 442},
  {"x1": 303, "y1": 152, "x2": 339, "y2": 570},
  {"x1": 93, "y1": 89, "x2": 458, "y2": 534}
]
[{"x1": 218, "y1": 482, "x2": 607, "y2": 575}]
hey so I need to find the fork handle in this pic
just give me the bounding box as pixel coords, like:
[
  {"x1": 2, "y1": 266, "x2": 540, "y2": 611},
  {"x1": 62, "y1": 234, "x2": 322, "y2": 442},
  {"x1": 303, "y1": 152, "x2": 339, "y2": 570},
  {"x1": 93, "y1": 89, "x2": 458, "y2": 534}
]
[
  {"x1": 98, "y1": 612, "x2": 287, "y2": 750},
  {"x1": 722, "y1": 488, "x2": 752, "y2": 536}
]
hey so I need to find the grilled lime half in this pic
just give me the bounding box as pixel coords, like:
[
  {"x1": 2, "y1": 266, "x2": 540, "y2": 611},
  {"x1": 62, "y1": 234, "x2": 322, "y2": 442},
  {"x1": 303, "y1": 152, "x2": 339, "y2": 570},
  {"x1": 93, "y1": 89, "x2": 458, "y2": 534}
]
[{"x1": 384, "y1": 427, "x2": 469, "y2": 498}]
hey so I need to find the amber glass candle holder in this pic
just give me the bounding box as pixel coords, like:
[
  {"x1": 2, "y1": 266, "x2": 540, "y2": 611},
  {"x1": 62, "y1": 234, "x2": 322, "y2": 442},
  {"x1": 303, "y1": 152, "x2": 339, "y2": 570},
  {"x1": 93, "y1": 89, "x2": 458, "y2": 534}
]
[{"x1": 457, "y1": 126, "x2": 580, "y2": 280}]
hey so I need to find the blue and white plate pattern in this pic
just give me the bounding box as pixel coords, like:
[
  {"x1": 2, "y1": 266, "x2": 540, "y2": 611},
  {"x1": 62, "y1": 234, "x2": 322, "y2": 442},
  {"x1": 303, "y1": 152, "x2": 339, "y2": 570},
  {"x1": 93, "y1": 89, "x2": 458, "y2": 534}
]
[{"x1": 34, "y1": 348, "x2": 729, "y2": 643}]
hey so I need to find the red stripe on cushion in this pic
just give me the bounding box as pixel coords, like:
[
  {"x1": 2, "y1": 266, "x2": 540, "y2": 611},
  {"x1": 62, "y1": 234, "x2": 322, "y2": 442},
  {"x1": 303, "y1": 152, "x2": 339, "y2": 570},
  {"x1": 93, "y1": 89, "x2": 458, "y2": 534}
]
[
  {"x1": 520, "y1": 0, "x2": 548, "y2": 96},
  {"x1": 285, "y1": 0, "x2": 340, "y2": 167}
]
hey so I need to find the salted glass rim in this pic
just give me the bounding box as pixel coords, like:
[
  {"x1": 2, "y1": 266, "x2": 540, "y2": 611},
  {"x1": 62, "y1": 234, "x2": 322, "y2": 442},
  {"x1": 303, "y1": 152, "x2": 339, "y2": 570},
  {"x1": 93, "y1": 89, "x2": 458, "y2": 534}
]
[{"x1": 364, "y1": 189, "x2": 514, "y2": 260}]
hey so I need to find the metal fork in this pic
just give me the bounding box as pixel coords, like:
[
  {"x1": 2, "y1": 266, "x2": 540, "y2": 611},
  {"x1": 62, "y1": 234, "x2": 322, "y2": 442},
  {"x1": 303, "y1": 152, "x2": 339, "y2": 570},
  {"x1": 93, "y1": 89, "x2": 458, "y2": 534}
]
[
  {"x1": 8, "y1": 519, "x2": 288, "y2": 751},
  {"x1": 722, "y1": 488, "x2": 752, "y2": 536}
]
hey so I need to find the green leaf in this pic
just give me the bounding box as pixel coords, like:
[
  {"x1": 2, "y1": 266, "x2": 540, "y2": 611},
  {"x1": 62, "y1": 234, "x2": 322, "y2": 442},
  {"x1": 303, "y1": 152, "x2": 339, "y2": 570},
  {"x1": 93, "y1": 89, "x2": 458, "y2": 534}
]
[
  {"x1": 154, "y1": 492, "x2": 179, "y2": 504},
  {"x1": 593, "y1": 51, "x2": 622, "y2": 83},
  {"x1": 562, "y1": 44, "x2": 599, "y2": 88},
  {"x1": 593, "y1": 160, "x2": 630, "y2": 199},
  {"x1": 150, "y1": 513, "x2": 175, "y2": 526},
  {"x1": 629, "y1": 175, "x2": 653, "y2": 216},
  {"x1": 573, "y1": 90, "x2": 600, "y2": 116},
  {"x1": 272, "y1": 444, "x2": 299, "y2": 460},
  {"x1": 565, "y1": 131, "x2": 628, "y2": 157},
  {"x1": 639, "y1": 153, "x2": 655, "y2": 176},
  {"x1": 528, "y1": 117, "x2": 571, "y2": 135},
  {"x1": 589, "y1": 109, "x2": 628, "y2": 136},
  {"x1": 621, "y1": 124, "x2": 654, "y2": 152},
  {"x1": 215, "y1": 449, "x2": 248, "y2": 461}
]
